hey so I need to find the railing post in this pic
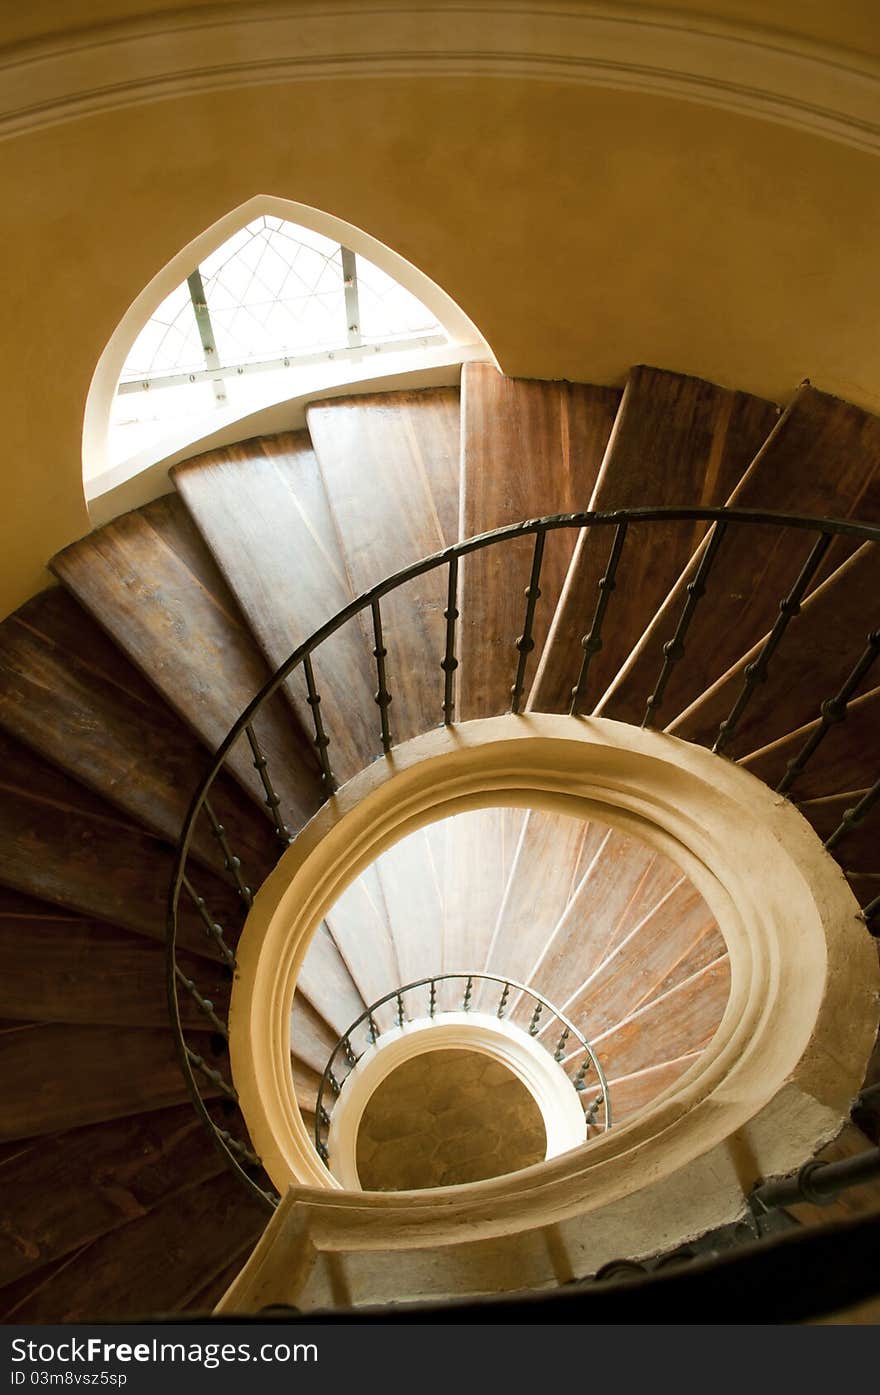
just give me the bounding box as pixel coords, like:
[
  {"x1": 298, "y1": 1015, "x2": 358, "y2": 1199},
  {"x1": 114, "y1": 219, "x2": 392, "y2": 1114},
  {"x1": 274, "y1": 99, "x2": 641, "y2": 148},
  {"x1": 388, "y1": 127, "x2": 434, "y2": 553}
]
[
  {"x1": 643, "y1": 519, "x2": 727, "y2": 728},
  {"x1": 371, "y1": 598, "x2": 393, "y2": 753},
  {"x1": 511, "y1": 528, "x2": 546, "y2": 714},
  {"x1": 570, "y1": 521, "x2": 628, "y2": 716},
  {"x1": 441, "y1": 553, "x2": 459, "y2": 725}
]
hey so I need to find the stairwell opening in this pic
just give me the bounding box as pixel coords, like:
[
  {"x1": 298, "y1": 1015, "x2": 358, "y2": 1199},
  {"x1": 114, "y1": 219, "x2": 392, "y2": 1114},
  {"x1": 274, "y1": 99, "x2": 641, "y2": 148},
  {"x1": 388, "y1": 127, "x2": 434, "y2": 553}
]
[{"x1": 293, "y1": 801, "x2": 729, "y2": 1190}]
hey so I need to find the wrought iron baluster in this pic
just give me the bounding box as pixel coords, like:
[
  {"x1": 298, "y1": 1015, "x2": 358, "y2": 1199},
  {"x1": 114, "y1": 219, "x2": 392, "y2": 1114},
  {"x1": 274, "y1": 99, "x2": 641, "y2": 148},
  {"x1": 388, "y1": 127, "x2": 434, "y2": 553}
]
[
  {"x1": 462, "y1": 976, "x2": 473, "y2": 1012},
  {"x1": 317, "y1": 1141, "x2": 329, "y2": 1164},
  {"x1": 367, "y1": 1012, "x2": 379, "y2": 1044},
  {"x1": 585, "y1": 1095, "x2": 603, "y2": 1128},
  {"x1": 217, "y1": 1129, "x2": 261, "y2": 1169},
  {"x1": 302, "y1": 654, "x2": 337, "y2": 793},
  {"x1": 370, "y1": 598, "x2": 393, "y2": 753},
  {"x1": 181, "y1": 877, "x2": 236, "y2": 968},
  {"x1": 429, "y1": 980, "x2": 437, "y2": 1019},
  {"x1": 573, "y1": 1056, "x2": 591, "y2": 1092},
  {"x1": 175, "y1": 966, "x2": 228, "y2": 1037},
  {"x1": 204, "y1": 797, "x2": 253, "y2": 907},
  {"x1": 441, "y1": 554, "x2": 459, "y2": 724},
  {"x1": 643, "y1": 520, "x2": 728, "y2": 729},
  {"x1": 777, "y1": 630, "x2": 880, "y2": 794},
  {"x1": 327, "y1": 1069, "x2": 341, "y2": 1098},
  {"x1": 554, "y1": 1026, "x2": 570, "y2": 1062},
  {"x1": 570, "y1": 522, "x2": 628, "y2": 716},
  {"x1": 186, "y1": 1047, "x2": 237, "y2": 1099},
  {"x1": 863, "y1": 892, "x2": 879, "y2": 936},
  {"x1": 714, "y1": 531, "x2": 833, "y2": 754},
  {"x1": 528, "y1": 1001, "x2": 543, "y2": 1036},
  {"x1": 511, "y1": 529, "x2": 547, "y2": 714},
  {"x1": 497, "y1": 982, "x2": 511, "y2": 1019},
  {"x1": 342, "y1": 1036, "x2": 358, "y2": 1068},
  {"x1": 244, "y1": 723, "x2": 290, "y2": 843},
  {"x1": 318, "y1": 1104, "x2": 331, "y2": 1129},
  {"x1": 824, "y1": 778, "x2": 880, "y2": 852},
  {"x1": 396, "y1": 992, "x2": 406, "y2": 1029}
]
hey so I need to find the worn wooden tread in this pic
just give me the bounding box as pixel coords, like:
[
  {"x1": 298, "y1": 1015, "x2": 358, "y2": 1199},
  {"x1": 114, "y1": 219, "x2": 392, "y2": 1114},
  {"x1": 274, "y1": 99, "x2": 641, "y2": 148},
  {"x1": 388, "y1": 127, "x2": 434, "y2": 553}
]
[
  {"x1": 459, "y1": 363, "x2": 622, "y2": 720},
  {"x1": 173, "y1": 430, "x2": 377, "y2": 788},
  {"x1": 51, "y1": 494, "x2": 322, "y2": 831},
  {"x1": 600, "y1": 384, "x2": 880, "y2": 727},
  {"x1": 531, "y1": 366, "x2": 777, "y2": 715}
]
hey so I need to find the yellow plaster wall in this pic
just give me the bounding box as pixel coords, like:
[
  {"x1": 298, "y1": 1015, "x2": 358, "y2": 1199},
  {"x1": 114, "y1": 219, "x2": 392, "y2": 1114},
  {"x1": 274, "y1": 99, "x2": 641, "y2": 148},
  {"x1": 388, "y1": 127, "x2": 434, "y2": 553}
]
[{"x1": 2, "y1": 7, "x2": 880, "y2": 617}]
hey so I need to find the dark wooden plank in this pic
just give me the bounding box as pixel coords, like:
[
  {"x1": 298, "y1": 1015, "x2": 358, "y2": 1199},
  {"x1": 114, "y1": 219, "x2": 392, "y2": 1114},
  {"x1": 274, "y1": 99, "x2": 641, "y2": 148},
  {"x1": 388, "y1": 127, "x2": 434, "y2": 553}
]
[
  {"x1": 669, "y1": 544, "x2": 880, "y2": 758},
  {"x1": 0, "y1": 1022, "x2": 222, "y2": 1141},
  {"x1": 0, "y1": 1105, "x2": 226, "y2": 1285},
  {"x1": 601, "y1": 385, "x2": 880, "y2": 726},
  {"x1": 588, "y1": 955, "x2": 730, "y2": 1085},
  {"x1": 308, "y1": 388, "x2": 462, "y2": 747},
  {"x1": 51, "y1": 494, "x2": 322, "y2": 832},
  {"x1": 0, "y1": 731, "x2": 241, "y2": 960},
  {"x1": 0, "y1": 901, "x2": 229, "y2": 1029},
  {"x1": 531, "y1": 366, "x2": 777, "y2": 714},
  {"x1": 173, "y1": 431, "x2": 377, "y2": 787},
  {"x1": 742, "y1": 686, "x2": 880, "y2": 801},
  {"x1": 459, "y1": 365, "x2": 621, "y2": 719},
  {"x1": 2, "y1": 1172, "x2": 266, "y2": 1321},
  {"x1": 0, "y1": 590, "x2": 277, "y2": 884}
]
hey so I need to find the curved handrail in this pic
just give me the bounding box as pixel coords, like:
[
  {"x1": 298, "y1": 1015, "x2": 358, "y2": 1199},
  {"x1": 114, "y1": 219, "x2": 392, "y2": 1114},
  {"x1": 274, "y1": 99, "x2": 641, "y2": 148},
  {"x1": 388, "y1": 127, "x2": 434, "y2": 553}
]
[
  {"x1": 165, "y1": 506, "x2": 880, "y2": 1206},
  {"x1": 313, "y1": 971, "x2": 612, "y2": 1167}
]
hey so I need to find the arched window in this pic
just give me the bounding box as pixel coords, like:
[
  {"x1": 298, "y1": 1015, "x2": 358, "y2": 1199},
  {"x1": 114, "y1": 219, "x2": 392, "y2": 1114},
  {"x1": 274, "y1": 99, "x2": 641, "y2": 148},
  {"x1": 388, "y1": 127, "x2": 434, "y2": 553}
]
[{"x1": 85, "y1": 197, "x2": 489, "y2": 511}]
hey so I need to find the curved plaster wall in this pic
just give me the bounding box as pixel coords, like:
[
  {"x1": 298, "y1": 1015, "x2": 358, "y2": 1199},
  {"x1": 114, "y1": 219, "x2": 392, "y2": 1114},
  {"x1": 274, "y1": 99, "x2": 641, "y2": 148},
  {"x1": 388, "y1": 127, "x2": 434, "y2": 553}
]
[{"x1": 229, "y1": 715, "x2": 879, "y2": 1251}]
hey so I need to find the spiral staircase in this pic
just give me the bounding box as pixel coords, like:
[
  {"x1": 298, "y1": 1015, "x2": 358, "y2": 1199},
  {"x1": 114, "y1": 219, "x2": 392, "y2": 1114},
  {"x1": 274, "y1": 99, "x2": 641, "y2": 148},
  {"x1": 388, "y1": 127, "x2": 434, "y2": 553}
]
[{"x1": 0, "y1": 362, "x2": 879, "y2": 1321}]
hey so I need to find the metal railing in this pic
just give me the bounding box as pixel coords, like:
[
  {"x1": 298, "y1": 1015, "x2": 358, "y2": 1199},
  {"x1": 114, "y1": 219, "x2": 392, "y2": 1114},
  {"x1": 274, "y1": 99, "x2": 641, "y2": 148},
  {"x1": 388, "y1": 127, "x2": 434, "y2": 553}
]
[
  {"x1": 312, "y1": 972, "x2": 612, "y2": 1165},
  {"x1": 165, "y1": 507, "x2": 880, "y2": 1208}
]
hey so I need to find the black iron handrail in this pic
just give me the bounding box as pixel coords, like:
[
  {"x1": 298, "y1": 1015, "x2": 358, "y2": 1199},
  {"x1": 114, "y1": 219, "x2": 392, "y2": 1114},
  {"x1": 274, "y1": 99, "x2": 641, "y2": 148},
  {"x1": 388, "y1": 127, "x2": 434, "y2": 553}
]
[
  {"x1": 312, "y1": 972, "x2": 612, "y2": 1167},
  {"x1": 165, "y1": 507, "x2": 880, "y2": 1208}
]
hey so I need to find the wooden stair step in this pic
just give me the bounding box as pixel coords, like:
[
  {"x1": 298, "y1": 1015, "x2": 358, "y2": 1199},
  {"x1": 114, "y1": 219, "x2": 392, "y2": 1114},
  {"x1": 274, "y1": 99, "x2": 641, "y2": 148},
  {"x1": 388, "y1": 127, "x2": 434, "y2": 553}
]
[
  {"x1": 459, "y1": 364, "x2": 621, "y2": 719},
  {"x1": 1, "y1": 1171, "x2": 267, "y2": 1322},
  {"x1": 296, "y1": 921, "x2": 367, "y2": 1040},
  {"x1": 0, "y1": 732, "x2": 242, "y2": 960},
  {"x1": 531, "y1": 366, "x2": 777, "y2": 714},
  {"x1": 436, "y1": 807, "x2": 524, "y2": 1013},
  {"x1": 600, "y1": 385, "x2": 880, "y2": 727},
  {"x1": 372, "y1": 825, "x2": 446, "y2": 989},
  {"x1": 323, "y1": 863, "x2": 402, "y2": 1032},
  {"x1": 552, "y1": 879, "x2": 720, "y2": 1041},
  {"x1": 519, "y1": 828, "x2": 666, "y2": 1022},
  {"x1": 290, "y1": 993, "x2": 340, "y2": 1077},
  {"x1": 173, "y1": 431, "x2": 378, "y2": 788},
  {"x1": 586, "y1": 1052, "x2": 701, "y2": 1126},
  {"x1": 0, "y1": 588, "x2": 277, "y2": 883},
  {"x1": 588, "y1": 955, "x2": 730, "y2": 1085},
  {"x1": 0, "y1": 890, "x2": 229, "y2": 1030},
  {"x1": 0, "y1": 1022, "x2": 224, "y2": 1141},
  {"x1": 307, "y1": 388, "x2": 461, "y2": 749},
  {"x1": 669, "y1": 543, "x2": 880, "y2": 758},
  {"x1": 742, "y1": 685, "x2": 880, "y2": 801},
  {"x1": 482, "y1": 810, "x2": 593, "y2": 1010},
  {"x1": 291, "y1": 1057, "x2": 323, "y2": 1115},
  {"x1": 0, "y1": 1104, "x2": 226, "y2": 1287},
  {"x1": 51, "y1": 494, "x2": 322, "y2": 831}
]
